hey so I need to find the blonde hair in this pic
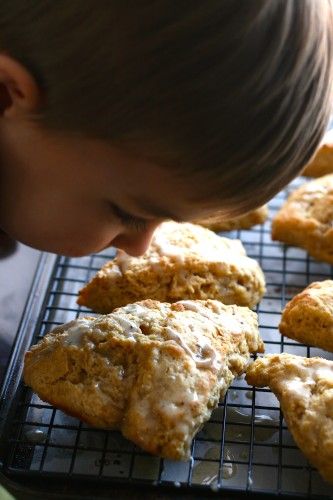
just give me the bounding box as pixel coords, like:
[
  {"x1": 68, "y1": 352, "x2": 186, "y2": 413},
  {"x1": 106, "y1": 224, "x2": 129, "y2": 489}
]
[{"x1": 0, "y1": 0, "x2": 332, "y2": 214}]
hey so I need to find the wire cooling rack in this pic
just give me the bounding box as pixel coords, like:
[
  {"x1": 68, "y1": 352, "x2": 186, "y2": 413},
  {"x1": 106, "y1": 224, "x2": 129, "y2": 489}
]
[{"x1": 0, "y1": 176, "x2": 333, "y2": 499}]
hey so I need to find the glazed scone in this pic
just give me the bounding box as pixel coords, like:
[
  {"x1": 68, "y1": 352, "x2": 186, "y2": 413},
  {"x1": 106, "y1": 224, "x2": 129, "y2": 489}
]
[
  {"x1": 279, "y1": 280, "x2": 333, "y2": 353},
  {"x1": 193, "y1": 205, "x2": 269, "y2": 232},
  {"x1": 245, "y1": 353, "x2": 333, "y2": 485},
  {"x1": 271, "y1": 174, "x2": 333, "y2": 264},
  {"x1": 302, "y1": 129, "x2": 333, "y2": 177},
  {"x1": 77, "y1": 221, "x2": 266, "y2": 313},
  {"x1": 23, "y1": 299, "x2": 264, "y2": 461}
]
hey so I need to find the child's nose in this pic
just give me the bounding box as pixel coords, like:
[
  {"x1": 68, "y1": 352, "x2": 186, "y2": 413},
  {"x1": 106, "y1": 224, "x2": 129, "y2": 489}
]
[{"x1": 110, "y1": 221, "x2": 162, "y2": 256}]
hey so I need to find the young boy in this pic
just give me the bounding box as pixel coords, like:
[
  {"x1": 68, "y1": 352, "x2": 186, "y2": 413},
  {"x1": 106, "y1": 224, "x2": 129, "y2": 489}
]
[{"x1": 0, "y1": 0, "x2": 332, "y2": 257}]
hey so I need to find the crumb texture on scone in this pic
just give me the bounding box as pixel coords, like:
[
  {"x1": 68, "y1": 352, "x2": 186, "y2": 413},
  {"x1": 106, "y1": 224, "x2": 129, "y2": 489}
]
[
  {"x1": 246, "y1": 353, "x2": 333, "y2": 485},
  {"x1": 271, "y1": 174, "x2": 333, "y2": 264},
  {"x1": 193, "y1": 205, "x2": 269, "y2": 232},
  {"x1": 23, "y1": 299, "x2": 264, "y2": 461},
  {"x1": 279, "y1": 280, "x2": 333, "y2": 353},
  {"x1": 77, "y1": 221, "x2": 266, "y2": 314},
  {"x1": 302, "y1": 129, "x2": 333, "y2": 178}
]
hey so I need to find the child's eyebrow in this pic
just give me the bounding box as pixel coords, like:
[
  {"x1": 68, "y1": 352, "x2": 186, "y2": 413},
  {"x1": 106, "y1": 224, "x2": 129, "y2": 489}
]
[{"x1": 128, "y1": 196, "x2": 184, "y2": 222}]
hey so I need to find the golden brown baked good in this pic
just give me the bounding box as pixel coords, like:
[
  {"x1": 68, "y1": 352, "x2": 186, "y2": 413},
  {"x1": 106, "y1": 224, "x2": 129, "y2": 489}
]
[
  {"x1": 77, "y1": 221, "x2": 266, "y2": 314},
  {"x1": 23, "y1": 299, "x2": 264, "y2": 461},
  {"x1": 193, "y1": 205, "x2": 269, "y2": 232},
  {"x1": 271, "y1": 174, "x2": 333, "y2": 264},
  {"x1": 245, "y1": 353, "x2": 333, "y2": 485},
  {"x1": 279, "y1": 280, "x2": 333, "y2": 353},
  {"x1": 302, "y1": 129, "x2": 333, "y2": 177}
]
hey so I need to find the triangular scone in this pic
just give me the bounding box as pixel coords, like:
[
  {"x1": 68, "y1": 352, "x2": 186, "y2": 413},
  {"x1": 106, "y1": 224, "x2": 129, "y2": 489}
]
[
  {"x1": 279, "y1": 280, "x2": 333, "y2": 353},
  {"x1": 193, "y1": 205, "x2": 269, "y2": 232},
  {"x1": 24, "y1": 299, "x2": 264, "y2": 461},
  {"x1": 245, "y1": 353, "x2": 333, "y2": 484},
  {"x1": 271, "y1": 174, "x2": 333, "y2": 264},
  {"x1": 77, "y1": 221, "x2": 266, "y2": 314},
  {"x1": 302, "y1": 129, "x2": 333, "y2": 178}
]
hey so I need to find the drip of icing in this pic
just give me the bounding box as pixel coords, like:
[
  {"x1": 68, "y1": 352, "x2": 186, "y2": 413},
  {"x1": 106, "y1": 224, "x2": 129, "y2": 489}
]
[
  {"x1": 24, "y1": 428, "x2": 47, "y2": 444},
  {"x1": 113, "y1": 250, "x2": 132, "y2": 272},
  {"x1": 222, "y1": 449, "x2": 238, "y2": 479},
  {"x1": 121, "y1": 303, "x2": 149, "y2": 317},
  {"x1": 164, "y1": 326, "x2": 220, "y2": 371},
  {"x1": 111, "y1": 314, "x2": 141, "y2": 336},
  {"x1": 60, "y1": 310, "x2": 143, "y2": 348},
  {"x1": 178, "y1": 300, "x2": 244, "y2": 334},
  {"x1": 164, "y1": 326, "x2": 198, "y2": 359},
  {"x1": 104, "y1": 263, "x2": 122, "y2": 278},
  {"x1": 277, "y1": 360, "x2": 333, "y2": 399},
  {"x1": 226, "y1": 407, "x2": 279, "y2": 442},
  {"x1": 60, "y1": 318, "x2": 94, "y2": 346}
]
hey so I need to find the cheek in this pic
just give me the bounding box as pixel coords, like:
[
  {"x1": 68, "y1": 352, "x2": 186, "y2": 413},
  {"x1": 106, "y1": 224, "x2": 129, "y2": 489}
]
[
  {"x1": 2, "y1": 194, "x2": 120, "y2": 256},
  {"x1": 10, "y1": 220, "x2": 117, "y2": 256}
]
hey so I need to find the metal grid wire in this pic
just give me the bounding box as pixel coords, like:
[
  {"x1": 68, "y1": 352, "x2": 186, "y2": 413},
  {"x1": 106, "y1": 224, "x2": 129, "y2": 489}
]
[{"x1": 2, "y1": 176, "x2": 333, "y2": 498}]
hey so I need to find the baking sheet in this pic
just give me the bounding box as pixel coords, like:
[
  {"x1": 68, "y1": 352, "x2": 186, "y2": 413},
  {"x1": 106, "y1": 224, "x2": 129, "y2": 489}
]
[{"x1": 1, "y1": 176, "x2": 333, "y2": 499}]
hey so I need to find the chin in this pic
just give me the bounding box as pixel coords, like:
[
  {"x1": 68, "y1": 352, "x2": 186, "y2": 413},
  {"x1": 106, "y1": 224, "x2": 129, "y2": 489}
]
[
  {"x1": 4, "y1": 224, "x2": 112, "y2": 257},
  {"x1": 16, "y1": 235, "x2": 98, "y2": 258}
]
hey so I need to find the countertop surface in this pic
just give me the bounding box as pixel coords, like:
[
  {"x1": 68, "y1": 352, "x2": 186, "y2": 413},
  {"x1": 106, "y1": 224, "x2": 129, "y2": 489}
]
[{"x1": 0, "y1": 235, "x2": 41, "y2": 383}]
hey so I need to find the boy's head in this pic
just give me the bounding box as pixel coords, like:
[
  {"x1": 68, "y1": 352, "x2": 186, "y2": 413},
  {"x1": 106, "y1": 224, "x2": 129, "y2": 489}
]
[{"x1": 0, "y1": 0, "x2": 332, "y2": 256}]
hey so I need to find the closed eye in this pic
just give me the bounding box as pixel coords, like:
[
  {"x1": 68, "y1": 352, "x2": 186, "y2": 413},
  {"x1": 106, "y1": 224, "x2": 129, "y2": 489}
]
[{"x1": 111, "y1": 203, "x2": 148, "y2": 232}]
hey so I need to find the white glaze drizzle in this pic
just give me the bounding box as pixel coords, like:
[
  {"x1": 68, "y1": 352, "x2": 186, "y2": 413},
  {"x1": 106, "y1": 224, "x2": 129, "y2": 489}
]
[
  {"x1": 278, "y1": 360, "x2": 333, "y2": 399},
  {"x1": 179, "y1": 300, "x2": 244, "y2": 334},
  {"x1": 164, "y1": 326, "x2": 221, "y2": 371},
  {"x1": 111, "y1": 314, "x2": 141, "y2": 336},
  {"x1": 60, "y1": 318, "x2": 94, "y2": 346},
  {"x1": 120, "y1": 303, "x2": 148, "y2": 317}
]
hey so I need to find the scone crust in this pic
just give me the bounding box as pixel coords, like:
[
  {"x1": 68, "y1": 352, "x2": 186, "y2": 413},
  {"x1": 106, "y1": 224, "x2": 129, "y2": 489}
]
[
  {"x1": 24, "y1": 299, "x2": 264, "y2": 461},
  {"x1": 302, "y1": 129, "x2": 333, "y2": 177},
  {"x1": 246, "y1": 353, "x2": 333, "y2": 484},
  {"x1": 279, "y1": 280, "x2": 333, "y2": 352},
  {"x1": 193, "y1": 205, "x2": 269, "y2": 232},
  {"x1": 271, "y1": 174, "x2": 333, "y2": 264},
  {"x1": 78, "y1": 221, "x2": 266, "y2": 314}
]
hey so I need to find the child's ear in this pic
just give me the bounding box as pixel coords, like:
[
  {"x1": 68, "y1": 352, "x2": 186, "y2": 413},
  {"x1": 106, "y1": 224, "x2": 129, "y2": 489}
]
[{"x1": 0, "y1": 54, "x2": 40, "y2": 118}]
